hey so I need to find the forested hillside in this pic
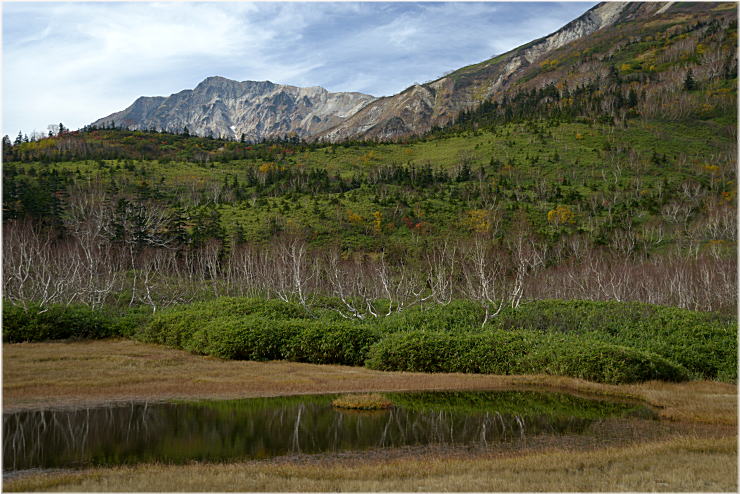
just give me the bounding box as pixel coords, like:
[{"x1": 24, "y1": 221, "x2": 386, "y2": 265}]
[
  {"x1": 2, "y1": 1, "x2": 736, "y2": 318},
  {"x1": 3, "y1": 121, "x2": 735, "y2": 316}
]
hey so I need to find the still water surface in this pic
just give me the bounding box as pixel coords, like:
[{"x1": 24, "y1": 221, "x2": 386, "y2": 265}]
[{"x1": 3, "y1": 390, "x2": 655, "y2": 470}]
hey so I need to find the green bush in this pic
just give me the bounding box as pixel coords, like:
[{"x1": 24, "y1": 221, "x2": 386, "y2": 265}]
[
  {"x1": 135, "y1": 309, "x2": 201, "y2": 347},
  {"x1": 366, "y1": 329, "x2": 689, "y2": 384},
  {"x1": 285, "y1": 321, "x2": 381, "y2": 366},
  {"x1": 135, "y1": 298, "x2": 310, "y2": 348},
  {"x1": 110, "y1": 306, "x2": 155, "y2": 338},
  {"x1": 183, "y1": 316, "x2": 304, "y2": 360},
  {"x1": 365, "y1": 331, "x2": 464, "y2": 373},
  {"x1": 364, "y1": 330, "x2": 532, "y2": 374},
  {"x1": 137, "y1": 299, "x2": 380, "y2": 366},
  {"x1": 525, "y1": 336, "x2": 689, "y2": 384},
  {"x1": 175, "y1": 316, "x2": 380, "y2": 366},
  {"x1": 495, "y1": 300, "x2": 729, "y2": 335},
  {"x1": 2, "y1": 303, "x2": 116, "y2": 342},
  {"x1": 461, "y1": 331, "x2": 538, "y2": 374},
  {"x1": 129, "y1": 296, "x2": 733, "y2": 384},
  {"x1": 375, "y1": 300, "x2": 486, "y2": 334},
  {"x1": 492, "y1": 300, "x2": 736, "y2": 381},
  {"x1": 2, "y1": 303, "x2": 35, "y2": 341}
]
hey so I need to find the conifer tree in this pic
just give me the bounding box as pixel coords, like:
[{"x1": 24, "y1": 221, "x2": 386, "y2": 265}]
[{"x1": 2, "y1": 135, "x2": 12, "y2": 155}]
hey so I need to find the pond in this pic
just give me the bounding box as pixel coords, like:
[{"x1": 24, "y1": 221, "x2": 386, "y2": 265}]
[{"x1": 3, "y1": 390, "x2": 656, "y2": 471}]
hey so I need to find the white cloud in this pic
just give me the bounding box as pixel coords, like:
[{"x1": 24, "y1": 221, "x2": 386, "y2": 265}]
[{"x1": 3, "y1": 1, "x2": 306, "y2": 134}]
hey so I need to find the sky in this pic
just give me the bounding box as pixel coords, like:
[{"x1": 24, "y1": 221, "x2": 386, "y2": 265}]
[{"x1": 2, "y1": 1, "x2": 598, "y2": 137}]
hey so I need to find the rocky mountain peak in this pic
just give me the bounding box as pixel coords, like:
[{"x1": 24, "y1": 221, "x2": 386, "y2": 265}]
[{"x1": 92, "y1": 77, "x2": 376, "y2": 140}]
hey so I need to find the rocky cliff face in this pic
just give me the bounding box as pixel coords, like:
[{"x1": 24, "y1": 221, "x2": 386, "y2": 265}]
[
  {"x1": 317, "y1": 1, "x2": 666, "y2": 142},
  {"x1": 92, "y1": 77, "x2": 376, "y2": 141}
]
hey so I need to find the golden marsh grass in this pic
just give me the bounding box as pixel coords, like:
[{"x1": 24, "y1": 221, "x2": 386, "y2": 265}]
[{"x1": 4, "y1": 436, "x2": 736, "y2": 492}]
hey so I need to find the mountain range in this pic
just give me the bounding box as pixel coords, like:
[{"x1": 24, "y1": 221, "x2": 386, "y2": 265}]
[
  {"x1": 92, "y1": 78, "x2": 375, "y2": 141},
  {"x1": 92, "y1": 1, "x2": 734, "y2": 142}
]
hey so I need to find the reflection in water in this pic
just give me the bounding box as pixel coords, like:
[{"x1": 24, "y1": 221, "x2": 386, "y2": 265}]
[{"x1": 3, "y1": 391, "x2": 652, "y2": 471}]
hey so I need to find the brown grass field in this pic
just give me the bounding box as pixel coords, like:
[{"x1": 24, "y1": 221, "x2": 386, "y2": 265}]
[{"x1": 2, "y1": 339, "x2": 738, "y2": 492}]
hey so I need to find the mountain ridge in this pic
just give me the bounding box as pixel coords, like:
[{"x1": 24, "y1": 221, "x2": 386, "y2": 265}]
[
  {"x1": 92, "y1": 77, "x2": 376, "y2": 141},
  {"x1": 315, "y1": 1, "x2": 671, "y2": 142},
  {"x1": 91, "y1": 1, "x2": 734, "y2": 143},
  {"x1": 92, "y1": 2, "x2": 632, "y2": 141}
]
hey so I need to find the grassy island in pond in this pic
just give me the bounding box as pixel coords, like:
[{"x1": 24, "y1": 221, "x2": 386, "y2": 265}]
[{"x1": 331, "y1": 393, "x2": 394, "y2": 410}]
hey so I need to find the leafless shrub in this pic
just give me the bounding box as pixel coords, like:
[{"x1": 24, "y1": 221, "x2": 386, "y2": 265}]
[
  {"x1": 2, "y1": 220, "x2": 119, "y2": 309},
  {"x1": 656, "y1": 37, "x2": 698, "y2": 65},
  {"x1": 528, "y1": 249, "x2": 736, "y2": 313},
  {"x1": 272, "y1": 234, "x2": 318, "y2": 307},
  {"x1": 697, "y1": 197, "x2": 737, "y2": 242},
  {"x1": 461, "y1": 238, "x2": 507, "y2": 325}
]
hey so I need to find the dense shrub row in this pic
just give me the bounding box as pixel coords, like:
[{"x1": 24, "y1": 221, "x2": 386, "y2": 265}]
[
  {"x1": 3, "y1": 297, "x2": 735, "y2": 384},
  {"x1": 134, "y1": 299, "x2": 378, "y2": 366},
  {"x1": 364, "y1": 330, "x2": 689, "y2": 384},
  {"x1": 489, "y1": 300, "x2": 737, "y2": 382},
  {"x1": 2, "y1": 303, "x2": 151, "y2": 342},
  {"x1": 374, "y1": 300, "x2": 487, "y2": 334},
  {"x1": 178, "y1": 317, "x2": 378, "y2": 366}
]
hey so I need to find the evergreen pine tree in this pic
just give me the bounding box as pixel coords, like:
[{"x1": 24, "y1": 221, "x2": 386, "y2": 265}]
[
  {"x1": 168, "y1": 208, "x2": 189, "y2": 246},
  {"x1": 2, "y1": 135, "x2": 12, "y2": 160},
  {"x1": 111, "y1": 199, "x2": 130, "y2": 244},
  {"x1": 627, "y1": 88, "x2": 638, "y2": 107}
]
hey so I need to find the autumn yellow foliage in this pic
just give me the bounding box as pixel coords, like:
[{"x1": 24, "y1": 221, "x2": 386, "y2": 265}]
[
  {"x1": 347, "y1": 210, "x2": 364, "y2": 224},
  {"x1": 465, "y1": 209, "x2": 492, "y2": 233},
  {"x1": 547, "y1": 205, "x2": 575, "y2": 225},
  {"x1": 361, "y1": 151, "x2": 376, "y2": 164},
  {"x1": 539, "y1": 59, "x2": 559, "y2": 69},
  {"x1": 258, "y1": 162, "x2": 274, "y2": 174},
  {"x1": 372, "y1": 211, "x2": 383, "y2": 234}
]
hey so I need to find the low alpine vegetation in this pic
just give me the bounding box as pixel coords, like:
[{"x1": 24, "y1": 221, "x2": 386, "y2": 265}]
[
  {"x1": 331, "y1": 393, "x2": 393, "y2": 410},
  {"x1": 3, "y1": 297, "x2": 734, "y2": 385}
]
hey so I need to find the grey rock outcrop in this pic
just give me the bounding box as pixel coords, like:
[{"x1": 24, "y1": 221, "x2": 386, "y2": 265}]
[{"x1": 92, "y1": 77, "x2": 376, "y2": 141}]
